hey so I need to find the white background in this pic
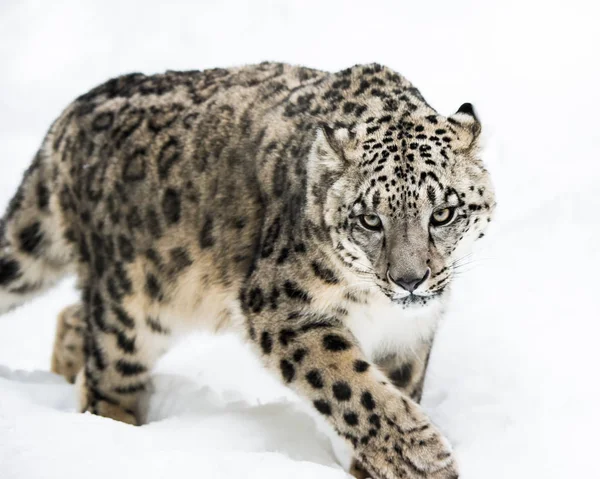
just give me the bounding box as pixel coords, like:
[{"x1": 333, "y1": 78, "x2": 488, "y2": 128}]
[{"x1": 1, "y1": 1, "x2": 599, "y2": 478}]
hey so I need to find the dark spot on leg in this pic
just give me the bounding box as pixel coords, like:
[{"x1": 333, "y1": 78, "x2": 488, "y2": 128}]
[
  {"x1": 91, "y1": 291, "x2": 107, "y2": 331},
  {"x1": 86, "y1": 335, "x2": 107, "y2": 371},
  {"x1": 146, "y1": 316, "x2": 170, "y2": 334},
  {"x1": 353, "y1": 360, "x2": 370, "y2": 373},
  {"x1": 305, "y1": 369, "x2": 324, "y2": 389},
  {"x1": 332, "y1": 381, "x2": 352, "y2": 401},
  {"x1": 368, "y1": 413, "x2": 381, "y2": 429},
  {"x1": 361, "y1": 391, "x2": 376, "y2": 411},
  {"x1": 113, "y1": 382, "x2": 146, "y2": 395},
  {"x1": 145, "y1": 248, "x2": 163, "y2": 268},
  {"x1": 111, "y1": 305, "x2": 135, "y2": 329},
  {"x1": 90, "y1": 234, "x2": 106, "y2": 277},
  {"x1": 313, "y1": 399, "x2": 332, "y2": 415},
  {"x1": 113, "y1": 262, "x2": 132, "y2": 296},
  {"x1": 269, "y1": 287, "x2": 280, "y2": 310},
  {"x1": 323, "y1": 334, "x2": 351, "y2": 352},
  {"x1": 145, "y1": 273, "x2": 163, "y2": 300},
  {"x1": 276, "y1": 247, "x2": 290, "y2": 264},
  {"x1": 278, "y1": 328, "x2": 297, "y2": 346},
  {"x1": 260, "y1": 331, "x2": 273, "y2": 354},
  {"x1": 106, "y1": 275, "x2": 124, "y2": 302},
  {"x1": 115, "y1": 331, "x2": 136, "y2": 353},
  {"x1": 115, "y1": 359, "x2": 147, "y2": 376},
  {"x1": 292, "y1": 348, "x2": 307, "y2": 363},
  {"x1": 280, "y1": 359, "x2": 295, "y2": 383},
  {"x1": 343, "y1": 412, "x2": 359, "y2": 426}
]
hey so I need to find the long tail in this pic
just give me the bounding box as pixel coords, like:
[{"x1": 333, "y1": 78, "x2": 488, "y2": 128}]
[{"x1": 0, "y1": 145, "x2": 74, "y2": 315}]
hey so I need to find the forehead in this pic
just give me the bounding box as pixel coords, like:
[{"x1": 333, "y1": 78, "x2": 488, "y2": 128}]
[{"x1": 351, "y1": 115, "x2": 464, "y2": 215}]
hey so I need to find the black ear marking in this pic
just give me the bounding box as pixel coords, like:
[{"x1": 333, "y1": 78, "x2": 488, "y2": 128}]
[
  {"x1": 456, "y1": 102, "x2": 475, "y2": 117},
  {"x1": 450, "y1": 103, "x2": 481, "y2": 139}
]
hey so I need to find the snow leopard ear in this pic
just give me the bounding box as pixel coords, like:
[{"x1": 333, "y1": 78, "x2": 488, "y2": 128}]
[
  {"x1": 322, "y1": 125, "x2": 354, "y2": 155},
  {"x1": 448, "y1": 103, "x2": 482, "y2": 143},
  {"x1": 311, "y1": 125, "x2": 352, "y2": 173},
  {"x1": 306, "y1": 126, "x2": 356, "y2": 206}
]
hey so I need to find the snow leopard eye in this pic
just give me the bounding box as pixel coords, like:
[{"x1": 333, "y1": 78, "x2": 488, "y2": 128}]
[
  {"x1": 358, "y1": 214, "x2": 383, "y2": 231},
  {"x1": 431, "y1": 207, "x2": 456, "y2": 227}
]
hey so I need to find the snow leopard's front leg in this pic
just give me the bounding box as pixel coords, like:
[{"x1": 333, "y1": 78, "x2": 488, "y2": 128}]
[
  {"x1": 350, "y1": 342, "x2": 435, "y2": 478},
  {"x1": 246, "y1": 308, "x2": 458, "y2": 479}
]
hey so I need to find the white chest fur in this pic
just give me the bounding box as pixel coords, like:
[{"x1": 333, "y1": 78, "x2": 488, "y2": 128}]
[{"x1": 344, "y1": 293, "x2": 443, "y2": 362}]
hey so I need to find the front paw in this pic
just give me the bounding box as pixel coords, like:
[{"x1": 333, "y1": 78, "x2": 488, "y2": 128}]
[
  {"x1": 400, "y1": 422, "x2": 456, "y2": 475},
  {"x1": 357, "y1": 396, "x2": 458, "y2": 478}
]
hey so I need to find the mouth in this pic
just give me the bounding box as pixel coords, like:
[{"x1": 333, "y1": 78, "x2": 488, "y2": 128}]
[
  {"x1": 384, "y1": 289, "x2": 445, "y2": 306},
  {"x1": 394, "y1": 294, "x2": 434, "y2": 306}
]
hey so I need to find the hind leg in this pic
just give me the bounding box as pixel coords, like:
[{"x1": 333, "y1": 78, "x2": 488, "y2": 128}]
[
  {"x1": 51, "y1": 303, "x2": 86, "y2": 383},
  {"x1": 77, "y1": 282, "x2": 172, "y2": 425}
]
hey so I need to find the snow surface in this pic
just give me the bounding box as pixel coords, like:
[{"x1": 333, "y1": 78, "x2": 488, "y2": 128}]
[{"x1": 1, "y1": 1, "x2": 600, "y2": 478}]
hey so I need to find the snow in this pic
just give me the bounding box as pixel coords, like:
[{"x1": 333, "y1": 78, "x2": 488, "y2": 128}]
[{"x1": 1, "y1": 0, "x2": 599, "y2": 478}]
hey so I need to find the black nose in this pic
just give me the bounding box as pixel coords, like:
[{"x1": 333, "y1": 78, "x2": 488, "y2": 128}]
[{"x1": 388, "y1": 268, "x2": 431, "y2": 293}]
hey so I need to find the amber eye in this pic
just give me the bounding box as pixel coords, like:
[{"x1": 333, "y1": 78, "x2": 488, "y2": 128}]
[
  {"x1": 358, "y1": 214, "x2": 383, "y2": 231},
  {"x1": 431, "y1": 207, "x2": 456, "y2": 227}
]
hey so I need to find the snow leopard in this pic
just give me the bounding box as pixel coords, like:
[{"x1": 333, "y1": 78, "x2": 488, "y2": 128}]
[{"x1": 0, "y1": 62, "x2": 495, "y2": 479}]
